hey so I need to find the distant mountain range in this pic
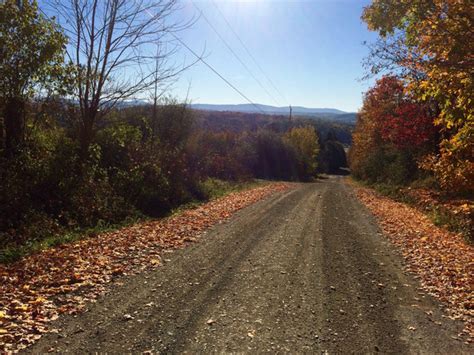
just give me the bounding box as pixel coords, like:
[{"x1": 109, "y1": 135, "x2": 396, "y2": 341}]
[
  {"x1": 190, "y1": 103, "x2": 356, "y2": 123},
  {"x1": 116, "y1": 100, "x2": 356, "y2": 124},
  {"x1": 190, "y1": 103, "x2": 346, "y2": 115}
]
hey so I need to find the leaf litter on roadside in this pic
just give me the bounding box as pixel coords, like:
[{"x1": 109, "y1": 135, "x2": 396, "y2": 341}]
[
  {"x1": 0, "y1": 182, "x2": 291, "y2": 352},
  {"x1": 351, "y1": 182, "x2": 473, "y2": 342}
]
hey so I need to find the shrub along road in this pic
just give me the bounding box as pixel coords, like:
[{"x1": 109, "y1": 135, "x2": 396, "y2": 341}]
[{"x1": 28, "y1": 177, "x2": 470, "y2": 353}]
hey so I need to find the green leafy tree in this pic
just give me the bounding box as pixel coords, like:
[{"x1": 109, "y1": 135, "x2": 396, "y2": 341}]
[{"x1": 0, "y1": 0, "x2": 68, "y2": 156}]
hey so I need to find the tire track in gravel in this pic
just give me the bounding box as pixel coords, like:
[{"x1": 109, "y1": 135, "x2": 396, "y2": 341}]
[
  {"x1": 171, "y1": 182, "x2": 327, "y2": 353},
  {"x1": 27, "y1": 177, "x2": 471, "y2": 354}
]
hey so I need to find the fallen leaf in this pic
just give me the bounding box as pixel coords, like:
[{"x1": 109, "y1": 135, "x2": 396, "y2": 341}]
[
  {"x1": 30, "y1": 297, "x2": 46, "y2": 305},
  {"x1": 0, "y1": 183, "x2": 292, "y2": 352},
  {"x1": 351, "y1": 180, "x2": 474, "y2": 340},
  {"x1": 14, "y1": 304, "x2": 29, "y2": 312}
]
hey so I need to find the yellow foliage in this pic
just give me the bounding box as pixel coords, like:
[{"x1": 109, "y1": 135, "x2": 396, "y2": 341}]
[
  {"x1": 363, "y1": 0, "x2": 474, "y2": 193},
  {"x1": 284, "y1": 126, "x2": 320, "y2": 178}
]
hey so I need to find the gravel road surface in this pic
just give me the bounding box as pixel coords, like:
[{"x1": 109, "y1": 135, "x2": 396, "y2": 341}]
[{"x1": 28, "y1": 177, "x2": 470, "y2": 353}]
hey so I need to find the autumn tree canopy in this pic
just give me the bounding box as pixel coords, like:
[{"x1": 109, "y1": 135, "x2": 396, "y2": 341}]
[
  {"x1": 365, "y1": 76, "x2": 436, "y2": 150},
  {"x1": 349, "y1": 76, "x2": 436, "y2": 184},
  {"x1": 362, "y1": 0, "x2": 474, "y2": 192},
  {"x1": 284, "y1": 126, "x2": 320, "y2": 180}
]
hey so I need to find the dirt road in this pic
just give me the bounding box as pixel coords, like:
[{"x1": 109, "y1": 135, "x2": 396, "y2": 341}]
[{"x1": 29, "y1": 177, "x2": 470, "y2": 353}]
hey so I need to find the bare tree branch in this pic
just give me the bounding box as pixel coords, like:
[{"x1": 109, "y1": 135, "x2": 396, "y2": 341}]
[{"x1": 44, "y1": 0, "x2": 195, "y2": 154}]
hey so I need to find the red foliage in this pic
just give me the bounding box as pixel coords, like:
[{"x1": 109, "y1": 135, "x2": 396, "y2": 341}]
[
  {"x1": 365, "y1": 76, "x2": 436, "y2": 150},
  {"x1": 381, "y1": 102, "x2": 436, "y2": 149}
]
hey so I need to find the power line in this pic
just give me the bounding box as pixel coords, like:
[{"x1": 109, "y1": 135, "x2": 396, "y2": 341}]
[
  {"x1": 212, "y1": 0, "x2": 289, "y2": 106},
  {"x1": 41, "y1": 0, "x2": 265, "y2": 114},
  {"x1": 193, "y1": 2, "x2": 281, "y2": 106},
  {"x1": 169, "y1": 33, "x2": 266, "y2": 114},
  {"x1": 135, "y1": 1, "x2": 267, "y2": 114}
]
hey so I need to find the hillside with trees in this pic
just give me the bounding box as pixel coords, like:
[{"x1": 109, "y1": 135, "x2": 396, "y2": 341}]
[
  {"x1": 0, "y1": 1, "x2": 345, "y2": 260},
  {"x1": 1, "y1": 1, "x2": 473, "y2": 352}
]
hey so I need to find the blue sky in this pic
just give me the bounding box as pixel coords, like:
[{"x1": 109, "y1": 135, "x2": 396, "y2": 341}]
[{"x1": 169, "y1": 0, "x2": 378, "y2": 112}]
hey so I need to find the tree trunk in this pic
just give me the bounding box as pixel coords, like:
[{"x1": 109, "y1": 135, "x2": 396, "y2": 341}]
[
  {"x1": 79, "y1": 112, "x2": 95, "y2": 159},
  {"x1": 3, "y1": 97, "x2": 25, "y2": 157},
  {"x1": 151, "y1": 97, "x2": 158, "y2": 143},
  {"x1": 0, "y1": 115, "x2": 4, "y2": 152}
]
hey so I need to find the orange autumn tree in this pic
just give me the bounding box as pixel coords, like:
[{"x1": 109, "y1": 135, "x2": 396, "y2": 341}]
[
  {"x1": 349, "y1": 76, "x2": 436, "y2": 184},
  {"x1": 362, "y1": 0, "x2": 474, "y2": 193}
]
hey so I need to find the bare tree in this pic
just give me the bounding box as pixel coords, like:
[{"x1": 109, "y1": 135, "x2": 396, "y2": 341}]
[
  {"x1": 48, "y1": 0, "x2": 189, "y2": 155},
  {"x1": 362, "y1": 33, "x2": 426, "y2": 82},
  {"x1": 148, "y1": 44, "x2": 195, "y2": 145},
  {"x1": 149, "y1": 43, "x2": 175, "y2": 143}
]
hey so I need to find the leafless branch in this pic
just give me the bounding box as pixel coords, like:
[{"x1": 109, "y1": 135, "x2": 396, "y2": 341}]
[{"x1": 43, "y1": 0, "x2": 196, "y2": 152}]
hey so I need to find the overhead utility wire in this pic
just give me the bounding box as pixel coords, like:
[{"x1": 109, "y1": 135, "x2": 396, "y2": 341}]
[
  {"x1": 212, "y1": 0, "x2": 289, "y2": 106},
  {"x1": 193, "y1": 2, "x2": 281, "y2": 106},
  {"x1": 137, "y1": 1, "x2": 267, "y2": 114},
  {"x1": 170, "y1": 34, "x2": 266, "y2": 114},
  {"x1": 40, "y1": 0, "x2": 267, "y2": 115}
]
